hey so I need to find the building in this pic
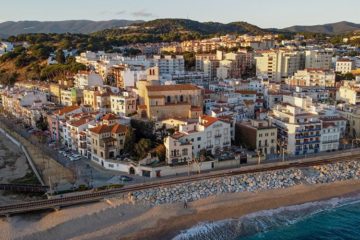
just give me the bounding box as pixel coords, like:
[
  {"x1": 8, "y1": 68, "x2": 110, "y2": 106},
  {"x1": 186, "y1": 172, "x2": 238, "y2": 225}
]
[
  {"x1": 140, "y1": 84, "x2": 203, "y2": 120},
  {"x1": 235, "y1": 120, "x2": 277, "y2": 155},
  {"x1": 255, "y1": 49, "x2": 304, "y2": 83},
  {"x1": 305, "y1": 50, "x2": 333, "y2": 70},
  {"x1": 336, "y1": 59, "x2": 355, "y2": 74},
  {"x1": 286, "y1": 69, "x2": 336, "y2": 88},
  {"x1": 89, "y1": 120, "x2": 128, "y2": 168},
  {"x1": 269, "y1": 96, "x2": 322, "y2": 156},
  {"x1": 164, "y1": 115, "x2": 232, "y2": 160},
  {"x1": 152, "y1": 55, "x2": 185, "y2": 75},
  {"x1": 74, "y1": 71, "x2": 104, "y2": 89},
  {"x1": 164, "y1": 134, "x2": 193, "y2": 165},
  {"x1": 110, "y1": 92, "x2": 137, "y2": 116},
  {"x1": 320, "y1": 122, "x2": 340, "y2": 152},
  {"x1": 111, "y1": 65, "x2": 146, "y2": 89},
  {"x1": 336, "y1": 80, "x2": 360, "y2": 105}
]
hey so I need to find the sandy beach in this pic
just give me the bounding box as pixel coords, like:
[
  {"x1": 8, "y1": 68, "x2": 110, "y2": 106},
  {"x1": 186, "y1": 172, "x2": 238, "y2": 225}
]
[{"x1": 1, "y1": 180, "x2": 360, "y2": 240}]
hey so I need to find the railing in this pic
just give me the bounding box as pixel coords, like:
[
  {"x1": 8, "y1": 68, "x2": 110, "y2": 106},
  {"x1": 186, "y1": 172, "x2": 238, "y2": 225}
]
[
  {"x1": 214, "y1": 134, "x2": 222, "y2": 138},
  {"x1": 295, "y1": 134, "x2": 321, "y2": 139}
]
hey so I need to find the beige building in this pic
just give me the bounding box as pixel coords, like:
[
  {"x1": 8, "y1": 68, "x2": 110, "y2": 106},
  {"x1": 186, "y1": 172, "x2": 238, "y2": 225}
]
[
  {"x1": 305, "y1": 50, "x2": 333, "y2": 70},
  {"x1": 255, "y1": 49, "x2": 304, "y2": 83},
  {"x1": 89, "y1": 118, "x2": 128, "y2": 166},
  {"x1": 110, "y1": 92, "x2": 137, "y2": 116},
  {"x1": 236, "y1": 120, "x2": 277, "y2": 155},
  {"x1": 336, "y1": 59, "x2": 355, "y2": 74},
  {"x1": 336, "y1": 80, "x2": 360, "y2": 105},
  {"x1": 139, "y1": 84, "x2": 203, "y2": 120},
  {"x1": 286, "y1": 69, "x2": 336, "y2": 87}
]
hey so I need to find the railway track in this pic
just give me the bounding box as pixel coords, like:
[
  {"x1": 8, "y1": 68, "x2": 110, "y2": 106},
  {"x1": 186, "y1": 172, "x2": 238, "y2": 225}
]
[{"x1": 1, "y1": 153, "x2": 360, "y2": 216}]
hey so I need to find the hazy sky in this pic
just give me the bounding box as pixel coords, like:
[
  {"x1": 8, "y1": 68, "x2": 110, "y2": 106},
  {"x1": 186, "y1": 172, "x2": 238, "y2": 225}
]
[{"x1": 1, "y1": 0, "x2": 360, "y2": 28}]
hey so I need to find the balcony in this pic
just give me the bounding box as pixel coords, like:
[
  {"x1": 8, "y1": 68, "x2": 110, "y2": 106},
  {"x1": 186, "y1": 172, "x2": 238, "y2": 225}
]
[
  {"x1": 296, "y1": 127, "x2": 321, "y2": 133},
  {"x1": 295, "y1": 134, "x2": 321, "y2": 139},
  {"x1": 206, "y1": 145, "x2": 214, "y2": 149},
  {"x1": 214, "y1": 134, "x2": 222, "y2": 138}
]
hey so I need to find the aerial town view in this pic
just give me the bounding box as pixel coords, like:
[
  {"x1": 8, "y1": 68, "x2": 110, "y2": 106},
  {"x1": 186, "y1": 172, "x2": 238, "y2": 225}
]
[{"x1": 1, "y1": 0, "x2": 360, "y2": 239}]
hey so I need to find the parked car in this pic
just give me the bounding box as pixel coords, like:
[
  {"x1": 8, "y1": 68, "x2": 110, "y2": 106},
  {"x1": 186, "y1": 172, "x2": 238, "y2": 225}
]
[{"x1": 120, "y1": 175, "x2": 133, "y2": 182}]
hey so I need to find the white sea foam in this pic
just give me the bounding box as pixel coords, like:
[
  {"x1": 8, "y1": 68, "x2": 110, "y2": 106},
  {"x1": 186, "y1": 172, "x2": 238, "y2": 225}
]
[{"x1": 173, "y1": 193, "x2": 360, "y2": 240}]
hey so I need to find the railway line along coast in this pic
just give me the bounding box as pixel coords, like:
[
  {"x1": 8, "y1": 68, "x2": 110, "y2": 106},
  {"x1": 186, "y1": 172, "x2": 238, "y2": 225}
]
[{"x1": 1, "y1": 150, "x2": 360, "y2": 217}]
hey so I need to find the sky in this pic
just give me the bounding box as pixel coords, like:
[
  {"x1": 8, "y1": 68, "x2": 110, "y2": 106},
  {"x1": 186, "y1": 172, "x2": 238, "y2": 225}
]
[{"x1": 1, "y1": 0, "x2": 360, "y2": 28}]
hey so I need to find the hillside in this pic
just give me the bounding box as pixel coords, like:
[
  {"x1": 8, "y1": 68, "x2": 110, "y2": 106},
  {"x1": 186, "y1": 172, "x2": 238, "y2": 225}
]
[
  {"x1": 282, "y1": 21, "x2": 360, "y2": 34},
  {"x1": 0, "y1": 20, "x2": 142, "y2": 37},
  {"x1": 92, "y1": 18, "x2": 269, "y2": 42}
]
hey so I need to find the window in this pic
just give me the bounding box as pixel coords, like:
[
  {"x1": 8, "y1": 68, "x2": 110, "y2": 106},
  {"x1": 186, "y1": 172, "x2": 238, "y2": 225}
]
[
  {"x1": 197, "y1": 137, "x2": 201, "y2": 141},
  {"x1": 207, "y1": 132, "x2": 212, "y2": 138},
  {"x1": 182, "y1": 149, "x2": 188, "y2": 156}
]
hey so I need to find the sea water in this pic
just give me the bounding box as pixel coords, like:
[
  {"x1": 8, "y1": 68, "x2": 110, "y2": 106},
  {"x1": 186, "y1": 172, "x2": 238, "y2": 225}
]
[{"x1": 173, "y1": 195, "x2": 360, "y2": 240}]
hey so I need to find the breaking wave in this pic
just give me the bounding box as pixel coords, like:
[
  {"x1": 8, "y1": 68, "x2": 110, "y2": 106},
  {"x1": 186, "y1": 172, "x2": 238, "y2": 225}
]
[{"x1": 173, "y1": 194, "x2": 360, "y2": 240}]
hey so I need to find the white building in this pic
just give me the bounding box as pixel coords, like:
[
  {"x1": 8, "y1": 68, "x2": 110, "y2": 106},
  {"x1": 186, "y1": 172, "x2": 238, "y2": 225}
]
[
  {"x1": 320, "y1": 122, "x2": 340, "y2": 152},
  {"x1": 74, "y1": 72, "x2": 104, "y2": 89},
  {"x1": 336, "y1": 59, "x2": 355, "y2": 74},
  {"x1": 164, "y1": 116, "x2": 231, "y2": 160},
  {"x1": 152, "y1": 55, "x2": 185, "y2": 75},
  {"x1": 305, "y1": 50, "x2": 333, "y2": 70},
  {"x1": 110, "y1": 92, "x2": 137, "y2": 117},
  {"x1": 255, "y1": 49, "x2": 304, "y2": 83},
  {"x1": 269, "y1": 96, "x2": 322, "y2": 156}
]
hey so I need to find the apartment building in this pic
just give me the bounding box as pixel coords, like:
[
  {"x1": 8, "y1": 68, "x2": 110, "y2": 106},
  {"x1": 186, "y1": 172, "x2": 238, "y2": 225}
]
[
  {"x1": 47, "y1": 105, "x2": 83, "y2": 142},
  {"x1": 336, "y1": 59, "x2": 356, "y2": 74},
  {"x1": 74, "y1": 71, "x2": 104, "y2": 89},
  {"x1": 305, "y1": 50, "x2": 333, "y2": 70},
  {"x1": 111, "y1": 64, "x2": 146, "y2": 89},
  {"x1": 255, "y1": 49, "x2": 304, "y2": 83},
  {"x1": 235, "y1": 120, "x2": 277, "y2": 155},
  {"x1": 286, "y1": 69, "x2": 336, "y2": 87},
  {"x1": 152, "y1": 55, "x2": 185, "y2": 75},
  {"x1": 195, "y1": 53, "x2": 217, "y2": 71},
  {"x1": 269, "y1": 96, "x2": 322, "y2": 156},
  {"x1": 110, "y1": 92, "x2": 137, "y2": 116},
  {"x1": 336, "y1": 80, "x2": 360, "y2": 105},
  {"x1": 65, "y1": 117, "x2": 95, "y2": 155},
  {"x1": 320, "y1": 122, "x2": 340, "y2": 152}
]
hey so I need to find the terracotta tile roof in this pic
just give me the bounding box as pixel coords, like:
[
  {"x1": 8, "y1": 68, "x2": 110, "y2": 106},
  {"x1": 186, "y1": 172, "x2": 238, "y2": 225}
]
[
  {"x1": 146, "y1": 84, "x2": 200, "y2": 92},
  {"x1": 90, "y1": 123, "x2": 127, "y2": 134},
  {"x1": 90, "y1": 125, "x2": 110, "y2": 134},
  {"x1": 70, "y1": 117, "x2": 92, "y2": 127},
  {"x1": 111, "y1": 124, "x2": 128, "y2": 134},
  {"x1": 56, "y1": 105, "x2": 80, "y2": 116},
  {"x1": 102, "y1": 113, "x2": 118, "y2": 121},
  {"x1": 200, "y1": 115, "x2": 219, "y2": 127}
]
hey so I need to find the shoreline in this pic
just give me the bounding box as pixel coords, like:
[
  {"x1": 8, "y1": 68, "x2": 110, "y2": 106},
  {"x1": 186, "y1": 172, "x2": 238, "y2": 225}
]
[
  {"x1": 122, "y1": 180, "x2": 360, "y2": 240},
  {"x1": 2, "y1": 180, "x2": 360, "y2": 240}
]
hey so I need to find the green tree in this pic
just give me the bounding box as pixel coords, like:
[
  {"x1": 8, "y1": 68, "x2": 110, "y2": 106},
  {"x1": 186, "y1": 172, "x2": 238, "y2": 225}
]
[
  {"x1": 124, "y1": 127, "x2": 135, "y2": 154},
  {"x1": 134, "y1": 138, "x2": 152, "y2": 159},
  {"x1": 55, "y1": 49, "x2": 65, "y2": 64}
]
